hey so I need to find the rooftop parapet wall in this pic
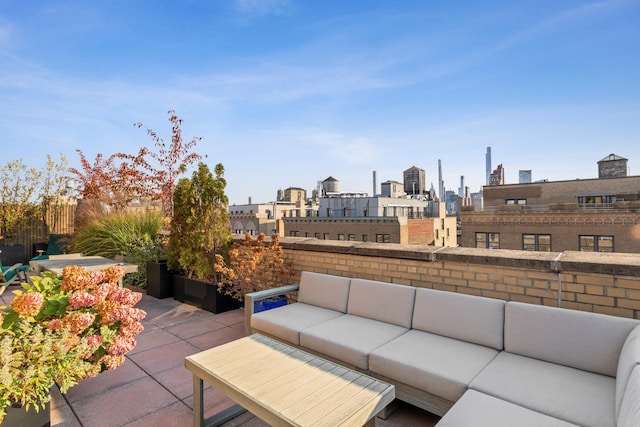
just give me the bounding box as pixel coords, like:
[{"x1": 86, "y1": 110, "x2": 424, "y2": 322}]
[{"x1": 271, "y1": 236, "x2": 640, "y2": 319}]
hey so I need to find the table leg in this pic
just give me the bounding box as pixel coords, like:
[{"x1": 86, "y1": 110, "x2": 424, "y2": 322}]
[{"x1": 193, "y1": 376, "x2": 204, "y2": 427}]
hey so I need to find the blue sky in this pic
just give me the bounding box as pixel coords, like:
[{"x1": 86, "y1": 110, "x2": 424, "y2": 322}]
[{"x1": 1, "y1": 0, "x2": 639, "y2": 205}]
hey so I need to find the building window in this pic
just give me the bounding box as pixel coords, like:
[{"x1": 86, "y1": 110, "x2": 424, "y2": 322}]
[
  {"x1": 580, "y1": 235, "x2": 614, "y2": 252},
  {"x1": 289, "y1": 231, "x2": 300, "y2": 237},
  {"x1": 523, "y1": 234, "x2": 551, "y2": 251},
  {"x1": 382, "y1": 207, "x2": 388, "y2": 217},
  {"x1": 327, "y1": 208, "x2": 333, "y2": 217},
  {"x1": 476, "y1": 232, "x2": 500, "y2": 249},
  {"x1": 376, "y1": 234, "x2": 390, "y2": 243},
  {"x1": 348, "y1": 234, "x2": 355, "y2": 241},
  {"x1": 338, "y1": 234, "x2": 345, "y2": 241},
  {"x1": 362, "y1": 235, "x2": 368, "y2": 242},
  {"x1": 323, "y1": 233, "x2": 330, "y2": 240},
  {"x1": 506, "y1": 199, "x2": 527, "y2": 205},
  {"x1": 314, "y1": 233, "x2": 321, "y2": 239},
  {"x1": 435, "y1": 229, "x2": 439, "y2": 239},
  {"x1": 578, "y1": 195, "x2": 613, "y2": 209}
]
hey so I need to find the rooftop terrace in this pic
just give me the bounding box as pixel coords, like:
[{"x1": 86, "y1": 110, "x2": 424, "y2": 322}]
[{"x1": 0, "y1": 290, "x2": 438, "y2": 426}]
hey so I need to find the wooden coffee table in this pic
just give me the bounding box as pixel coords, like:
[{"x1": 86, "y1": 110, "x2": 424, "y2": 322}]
[{"x1": 185, "y1": 334, "x2": 395, "y2": 427}]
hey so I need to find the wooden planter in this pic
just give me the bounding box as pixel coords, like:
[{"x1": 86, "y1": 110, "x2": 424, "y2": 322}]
[
  {"x1": 173, "y1": 275, "x2": 241, "y2": 314},
  {"x1": 146, "y1": 261, "x2": 173, "y2": 299}
]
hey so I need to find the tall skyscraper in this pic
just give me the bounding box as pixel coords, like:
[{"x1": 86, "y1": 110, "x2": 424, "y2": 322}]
[
  {"x1": 458, "y1": 175, "x2": 465, "y2": 197},
  {"x1": 438, "y1": 160, "x2": 444, "y2": 200},
  {"x1": 486, "y1": 147, "x2": 492, "y2": 186}
]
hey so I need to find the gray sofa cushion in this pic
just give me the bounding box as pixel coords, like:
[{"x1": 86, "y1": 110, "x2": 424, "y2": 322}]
[
  {"x1": 505, "y1": 301, "x2": 639, "y2": 376},
  {"x1": 436, "y1": 390, "x2": 580, "y2": 427},
  {"x1": 300, "y1": 314, "x2": 409, "y2": 370},
  {"x1": 619, "y1": 365, "x2": 640, "y2": 427},
  {"x1": 412, "y1": 288, "x2": 505, "y2": 350},
  {"x1": 470, "y1": 351, "x2": 616, "y2": 427},
  {"x1": 369, "y1": 329, "x2": 499, "y2": 402},
  {"x1": 251, "y1": 303, "x2": 344, "y2": 345},
  {"x1": 297, "y1": 271, "x2": 351, "y2": 312},
  {"x1": 347, "y1": 279, "x2": 415, "y2": 328},
  {"x1": 616, "y1": 324, "x2": 640, "y2": 420}
]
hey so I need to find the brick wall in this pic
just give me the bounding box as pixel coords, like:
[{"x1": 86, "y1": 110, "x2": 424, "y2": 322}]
[{"x1": 274, "y1": 237, "x2": 640, "y2": 319}]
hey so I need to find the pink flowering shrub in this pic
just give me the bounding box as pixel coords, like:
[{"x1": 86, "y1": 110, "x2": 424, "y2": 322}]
[{"x1": 0, "y1": 265, "x2": 146, "y2": 421}]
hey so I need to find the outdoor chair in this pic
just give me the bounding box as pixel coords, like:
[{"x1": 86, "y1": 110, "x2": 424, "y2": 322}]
[
  {"x1": 0, "y1": 261, "x2": 29, "y2": 295},
  {"x1": 30, "y1": 234, "x2": 70, "y2": 274}
]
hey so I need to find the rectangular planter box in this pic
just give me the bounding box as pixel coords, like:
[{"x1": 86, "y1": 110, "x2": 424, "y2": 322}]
[
  {"x1": 173, "y1": 275, "x2": 241, "y2": 314},
  {"x1": 146, "y1": 261, "x2": 173, "y2": 299}
]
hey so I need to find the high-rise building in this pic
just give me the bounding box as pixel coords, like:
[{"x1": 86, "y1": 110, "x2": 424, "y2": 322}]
[
  {"x1": 489, "y1": 164, "x2": 505, "y2": 186},
  {"x1": 438, "y1": 160, "x2": 444, "y2": 200},
  {"x1": 486, "y1": 147, "x2": 492, "y2": 186},
  {"x1": 458, "y1": 175, "x2": 465, "y2": 197}
]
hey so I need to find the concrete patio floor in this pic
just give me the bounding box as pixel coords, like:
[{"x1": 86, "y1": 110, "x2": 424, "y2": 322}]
[{"x1": 2, "y1": 289, "x2": 440, "y2": 426}]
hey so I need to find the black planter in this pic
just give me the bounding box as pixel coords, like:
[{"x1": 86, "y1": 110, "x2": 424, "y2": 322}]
[
  {"x1": 146, "y1": 261, "x2": 173, "y2": 299},
  {"x1": 4, "y1": 400, "x2": 50, "y2": 427},
  {"x1": 172, "y1": 275, "x2": 241, "y2": 314}
]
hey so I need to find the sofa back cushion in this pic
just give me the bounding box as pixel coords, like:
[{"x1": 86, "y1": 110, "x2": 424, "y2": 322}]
[
  {"x1": 347, "y1": 279, "x2": 415, "y2": 328},
  {"x1": 413, "y1": 288, "x2": 505, "y2": 350},
  {"x1": 505, "y1": 301, "x2": 639, "y2": 377},
  {"x1": 616, "y1": 325, "x2": 640, "y2": 421},
  {"x1": 297, "y1": 271, "x2": 350, "y2": 313}
]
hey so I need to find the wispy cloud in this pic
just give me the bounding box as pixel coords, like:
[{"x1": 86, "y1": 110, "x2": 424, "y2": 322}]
[{"x1": 234, "y1": 0, "x2": 290, "y2": 16}]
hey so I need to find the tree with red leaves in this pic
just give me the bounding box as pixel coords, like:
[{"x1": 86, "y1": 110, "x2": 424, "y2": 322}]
[{"x1": 135, "y1": 110, "x2": 203, "y2": 215}]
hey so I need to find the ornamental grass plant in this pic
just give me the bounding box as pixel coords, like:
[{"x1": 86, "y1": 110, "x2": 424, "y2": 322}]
[{"x1": 0, "y1": 265, "x2": 146, "y2": 422}]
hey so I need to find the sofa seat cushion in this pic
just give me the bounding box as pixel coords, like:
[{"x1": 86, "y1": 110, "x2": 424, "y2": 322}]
[
  {"x1": 300, "y1": 314, "x2": 409, "y2": 370},
  {"x1": 251, "y1": 303, "x2": 344, "y2": 345},
  {"x1": 369, "y1": 330, "x2": 499, "y2": 402},
  {"x1": 436, "y1": 390, "x2": 580, "y2": 427},
  {"x1": 470, "y1": 352, "x2": 616, "y2": 427}
]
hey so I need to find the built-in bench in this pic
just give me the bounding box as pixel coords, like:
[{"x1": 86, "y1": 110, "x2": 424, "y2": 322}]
[{"x1": 245, "y1": 271, "x2": 640, "y2": 427}]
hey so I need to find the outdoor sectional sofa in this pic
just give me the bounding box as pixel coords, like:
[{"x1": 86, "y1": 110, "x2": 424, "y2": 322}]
[{"x1": 246, "y1": 271, "x2": 640, "y2": 427}]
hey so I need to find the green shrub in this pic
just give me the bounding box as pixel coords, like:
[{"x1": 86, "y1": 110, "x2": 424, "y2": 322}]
[{"x1": 72, "y1": 211, "x2": 164, "y2": 287}]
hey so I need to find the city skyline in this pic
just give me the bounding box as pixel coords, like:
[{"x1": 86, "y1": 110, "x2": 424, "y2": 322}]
[{"x1": 1, "y1": 1, "x2": 639, "y2": 205}]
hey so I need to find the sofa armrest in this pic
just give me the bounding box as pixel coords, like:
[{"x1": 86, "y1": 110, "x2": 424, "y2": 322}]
[{"x1": 244, "y1": 284, "x2": 300, "y2": 336}]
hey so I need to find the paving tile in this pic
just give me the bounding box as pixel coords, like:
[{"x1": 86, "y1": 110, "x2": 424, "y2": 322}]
[
  {"x1": 65, "y1": 358, "x2": 148, "y2": 403},
  {"x1": 186, "y1": 325, "x2": 245, "y2": 350},
  {"x1": 121, "y1": 401, "x2": 193, "y2": 427},
  {"x1": 72, "y1": 376, "x2": 178, "y2": 427},
  {"x1": 128, "y1": 339, "x2": 201, "y2": 375},
  {"x1": 165, "y1": 316, "x2": 227, "y2": 338},
  {"x1": 128, "y1": 324, "x2": 182, "y2": 355},
  {"x1": 211, "y1": 308, "x2": 245, "y2": 326},
  {"x1": 51, "y1": 386, "x2": 82, "y2": 427},
  {"x1": 153, "y1": 364, "x2": 212, "y2": 401}
]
